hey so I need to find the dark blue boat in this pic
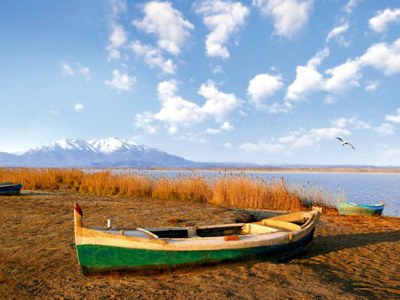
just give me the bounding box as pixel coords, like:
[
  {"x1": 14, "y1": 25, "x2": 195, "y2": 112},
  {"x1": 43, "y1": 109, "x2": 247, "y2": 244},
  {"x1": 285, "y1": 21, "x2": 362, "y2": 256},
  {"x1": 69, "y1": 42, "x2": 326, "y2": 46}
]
[{"x1": 0, "y1": 182, "x2": 23, "y2": 195}]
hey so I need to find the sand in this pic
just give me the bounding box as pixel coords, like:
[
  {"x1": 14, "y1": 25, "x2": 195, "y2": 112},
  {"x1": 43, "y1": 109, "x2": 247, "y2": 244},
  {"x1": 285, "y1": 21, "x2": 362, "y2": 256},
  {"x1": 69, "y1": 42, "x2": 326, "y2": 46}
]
[{"x1": 0, "y1": 191, "x2": 399, "y2": 299}]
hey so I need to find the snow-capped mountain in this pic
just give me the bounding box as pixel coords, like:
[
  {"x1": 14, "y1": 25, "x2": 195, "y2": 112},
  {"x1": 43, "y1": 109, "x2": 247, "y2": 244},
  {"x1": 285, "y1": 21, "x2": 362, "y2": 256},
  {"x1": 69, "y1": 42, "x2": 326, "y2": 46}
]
[{"x1": 0, "y1": 137, "x2": 194, "y2": 168}]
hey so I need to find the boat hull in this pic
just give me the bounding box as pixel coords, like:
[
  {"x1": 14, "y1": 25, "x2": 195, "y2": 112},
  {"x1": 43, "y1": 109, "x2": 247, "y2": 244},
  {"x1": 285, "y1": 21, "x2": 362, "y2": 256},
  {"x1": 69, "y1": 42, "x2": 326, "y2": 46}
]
[
  {"x1": 338, "y1": 202, "x2": 384, "y2": 216},
  {"x1": 76, "y1": 228, "x2": 315, "y2": 273},
  {"x1": 0, "y1": 183, "x2": 23, "y2": 195}
]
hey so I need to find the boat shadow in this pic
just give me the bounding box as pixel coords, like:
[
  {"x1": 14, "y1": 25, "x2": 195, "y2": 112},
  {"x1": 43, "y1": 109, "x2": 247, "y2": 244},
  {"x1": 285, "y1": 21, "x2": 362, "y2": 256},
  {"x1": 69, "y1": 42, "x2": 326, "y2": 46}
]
[{"x1": 291, "y1": 230, "x2": 400, "y2": 261}]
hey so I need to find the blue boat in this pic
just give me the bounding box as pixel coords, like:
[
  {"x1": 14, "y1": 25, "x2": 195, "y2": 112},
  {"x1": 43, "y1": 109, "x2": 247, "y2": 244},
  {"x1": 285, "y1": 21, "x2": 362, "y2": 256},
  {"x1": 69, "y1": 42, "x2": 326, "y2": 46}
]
[
  {"x1": 338, "y1": 201, "x2": 385, "y2": 216},
  {"x1": 0, "y1": 182, "x2": 23, "y2": 195}
]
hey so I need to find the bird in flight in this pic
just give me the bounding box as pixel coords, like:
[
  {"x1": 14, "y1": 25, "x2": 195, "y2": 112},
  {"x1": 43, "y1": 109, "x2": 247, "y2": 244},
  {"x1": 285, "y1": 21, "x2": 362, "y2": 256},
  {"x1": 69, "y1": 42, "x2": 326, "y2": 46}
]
[{"x1": 336, "y1": 137, "x2": 355, "y2": 150}]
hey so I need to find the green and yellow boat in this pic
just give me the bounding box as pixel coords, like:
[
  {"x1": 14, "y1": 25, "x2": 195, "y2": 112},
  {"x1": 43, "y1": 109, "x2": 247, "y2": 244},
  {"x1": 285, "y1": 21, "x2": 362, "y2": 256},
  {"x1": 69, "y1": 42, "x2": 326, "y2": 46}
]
[{"x1": 74, "y1": 203, "x2": 320, "y2": 274}]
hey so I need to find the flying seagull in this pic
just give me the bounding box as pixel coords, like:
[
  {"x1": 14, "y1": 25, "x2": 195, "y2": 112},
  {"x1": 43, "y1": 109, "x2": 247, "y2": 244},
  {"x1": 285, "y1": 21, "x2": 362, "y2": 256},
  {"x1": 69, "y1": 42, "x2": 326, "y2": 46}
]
[{"x1": 336, "y1": 137, "x2": 355, "y2": 150}]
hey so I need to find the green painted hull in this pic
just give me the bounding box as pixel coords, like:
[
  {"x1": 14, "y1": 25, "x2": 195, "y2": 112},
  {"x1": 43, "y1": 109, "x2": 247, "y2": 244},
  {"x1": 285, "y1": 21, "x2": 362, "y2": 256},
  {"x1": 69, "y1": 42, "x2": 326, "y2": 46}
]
[
  {"x1": 338, "y1": 202, "x2": 384, "y2": 216},
  {"x1": 76, "y1": 229, "x2": 315, "y2": 273}
]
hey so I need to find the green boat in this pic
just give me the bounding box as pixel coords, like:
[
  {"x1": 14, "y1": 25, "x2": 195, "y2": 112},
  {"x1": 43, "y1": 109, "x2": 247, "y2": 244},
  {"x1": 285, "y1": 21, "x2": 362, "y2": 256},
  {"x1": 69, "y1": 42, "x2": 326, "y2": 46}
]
[
  {"x1": 74, "y1": 203, "x2": 320, "y2": 274},
  {"x1": 338, "y1": 201, "x2": 385, "y2": 216}
]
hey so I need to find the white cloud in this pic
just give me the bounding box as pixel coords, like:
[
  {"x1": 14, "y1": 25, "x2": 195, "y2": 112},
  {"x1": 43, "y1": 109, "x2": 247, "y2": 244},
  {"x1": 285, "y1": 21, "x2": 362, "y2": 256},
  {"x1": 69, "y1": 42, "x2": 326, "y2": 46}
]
[
  {"x1": 196, "y1": 0, "x2": 249, "y2": 59},
  {"x1": 220, "y1": 121, "x2": 233, "y2": 131},
  {"x1": 286, "y1": 39, "x2": 400, "y2": 100},
  {"x1": 324, "y1": 59, "x2": 361, "y2": 92},
  {"x1": 253, "y1": 0, "x2": 313, "y2": 39},
  {"x1": 107, "y1": 1, "x2": 127, "y2": 61},
  {"x1": 241, "y1": 115, "x2": 397, "y2": 155},
  {"x1": 343, "y1": 0, "x2": 359, "y2": 15},
  {"x1": 133, "y1": 1, "x2": 194, "y2": 55},
  {"x1": 326, "y1": 22, "x2": 349, "y2": 45},
  {"x1": 204, "y1": 121, "x2": 233, "y2": 135},
  {"x1": 369, "y1": 8, "x2": 400, "y2": 33},
  {"x1": 61, "y1": 63, "x2": 74, "y2": 76},
  {"x1": 359, "y1": 39, "x2": 400, "y2": 76},
  {"x1": 154, "y1": 80, "x2": 204, "y2": 127},
  {"x1": 248, "y1": 73, "x2": 283, "y2": 105},
  {"x1": 105, "y1": 69, "x2": 136, "y2": 92},
  {"x1": 74, "y1": 103, "x2": 83, "y2": 112},
  {"x1": 285, "y1": 48, "x2": 328, "y2": 101},
  {"x1": 364, "y1": 81, "x2": 380, "y2": 92},
  {"x1": 224, "y1": 142, "x2": 232, "y2": 148},
  {"x1": 385, "y1": 108, "x2": 400, "y2": 124},
  {"x1": 109, "y1": 23, "x2": 127, "y2": 48},
  {"x1": 134, "y1": 80, "x2": 240, "y2": 134},
  {"x1": 240, "y1": 121, "x2": 351, "y2": 154},
  {"x1": 60, "y1": 62, "x2": 90, "y2": 80},
  {"x1": 199, "y1": 80, "x2": 241, "y2": 121},
  {"x1": 131, "y1": 40, "x2": 176, "y2": 74},
  {"x1": 134, "y1": 112, "x2": 158, "y2": 134}
]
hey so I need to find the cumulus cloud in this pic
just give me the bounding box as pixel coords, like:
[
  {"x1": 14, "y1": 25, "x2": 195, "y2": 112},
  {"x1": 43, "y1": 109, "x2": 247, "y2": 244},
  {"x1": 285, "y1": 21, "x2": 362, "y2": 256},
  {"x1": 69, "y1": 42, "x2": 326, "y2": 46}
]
[
  {"x1": 286, "y1": 39, "x2": 400, "y2": 100},
  {"x1": 74, "y1": 103, "x2": 83, "y2": 112},
  {"x1": 285, "y1": 48, "x2": 328, "y2": 101},
  {"x1": 109, "y1": 24, "x2": 127, "y2": 48},
  {"x1": 154, "y1": 80, "x2": 204, "y2": 126},
  {"x1": 131, "y1": 40, "x2": 176, "y2": 74},
  {"x1": 196, "y1": 0, "x2": 249, "y2": 59},
  {"x1": 359, "y1": 39, "x2": 400, "y2": 76},
  {"x1": 253, "y1": 0, "x2": 313, "y2": 39},
  {"x1": 247, "y1": 73, "x2": 283, "y2": 105},
  {"x1": 199, "y1": 80, "x2": 241, "y2": 120},
  {"x1": 105, "y1": 69, "x2": 136, "y2": 92},
  {"x1": 133, "y1": 1, "x2": 194, "y2": 56},
  {"x1": 135, "y1": 80, "x2": 240, "y2": 134},
  {"x1": 369, "y1": 8, "x2": 400, "y2": 33}
]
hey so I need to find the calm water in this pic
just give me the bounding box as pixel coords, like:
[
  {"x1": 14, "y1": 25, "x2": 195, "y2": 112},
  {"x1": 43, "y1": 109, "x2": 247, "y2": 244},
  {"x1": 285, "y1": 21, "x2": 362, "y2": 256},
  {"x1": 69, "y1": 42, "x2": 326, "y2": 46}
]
[{"x1": 116, "y1": 169, "x2": 400, "y2": 217}]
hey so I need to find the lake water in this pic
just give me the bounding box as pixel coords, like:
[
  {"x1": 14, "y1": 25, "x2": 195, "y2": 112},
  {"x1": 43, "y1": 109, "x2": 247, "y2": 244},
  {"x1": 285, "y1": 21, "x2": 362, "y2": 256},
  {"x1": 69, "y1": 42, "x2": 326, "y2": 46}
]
[{"x1": 116, "y1": 170, "x2": 400, "y2": 217}]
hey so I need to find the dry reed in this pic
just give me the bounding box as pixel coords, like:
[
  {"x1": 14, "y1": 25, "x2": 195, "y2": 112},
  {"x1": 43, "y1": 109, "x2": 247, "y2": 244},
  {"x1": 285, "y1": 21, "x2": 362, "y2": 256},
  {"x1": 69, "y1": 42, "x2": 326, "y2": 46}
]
[{"x1": 0, "y1": 168, "x2": 336, "y2": 211}]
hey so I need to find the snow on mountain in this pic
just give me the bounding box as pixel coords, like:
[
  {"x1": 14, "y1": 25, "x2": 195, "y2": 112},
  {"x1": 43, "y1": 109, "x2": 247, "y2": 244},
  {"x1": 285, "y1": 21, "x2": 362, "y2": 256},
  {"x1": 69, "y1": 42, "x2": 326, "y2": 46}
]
[
  {"x1": 89, "y1": 137, "x2": 138, "y2": 154},
  {"x1": 32, "y1": 139, "x2": 97, "y2": 153},
  {"x1": 0, "y1": 137, "x2": 193, "y2": 168}
]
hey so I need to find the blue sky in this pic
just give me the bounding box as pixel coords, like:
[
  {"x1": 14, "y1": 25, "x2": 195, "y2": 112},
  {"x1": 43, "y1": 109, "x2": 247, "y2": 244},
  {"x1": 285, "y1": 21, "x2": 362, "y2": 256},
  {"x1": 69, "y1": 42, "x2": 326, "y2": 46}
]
[{"x1": 1, "y1": 0, "x2": 400, "y2": 165}]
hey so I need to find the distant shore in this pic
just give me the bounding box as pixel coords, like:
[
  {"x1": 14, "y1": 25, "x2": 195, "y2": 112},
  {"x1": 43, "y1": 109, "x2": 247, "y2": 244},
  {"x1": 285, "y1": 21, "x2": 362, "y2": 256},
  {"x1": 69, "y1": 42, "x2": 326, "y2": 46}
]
[{"x1": 146, "y1": 166, "x2": 400, "y2": 173}]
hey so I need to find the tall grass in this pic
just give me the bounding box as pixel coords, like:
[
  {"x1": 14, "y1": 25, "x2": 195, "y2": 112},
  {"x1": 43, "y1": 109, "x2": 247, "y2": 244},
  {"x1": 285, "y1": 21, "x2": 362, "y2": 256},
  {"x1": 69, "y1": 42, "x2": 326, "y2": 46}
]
[{"x1": 0, "y1": 168, "x2": 336, "y2": 211}]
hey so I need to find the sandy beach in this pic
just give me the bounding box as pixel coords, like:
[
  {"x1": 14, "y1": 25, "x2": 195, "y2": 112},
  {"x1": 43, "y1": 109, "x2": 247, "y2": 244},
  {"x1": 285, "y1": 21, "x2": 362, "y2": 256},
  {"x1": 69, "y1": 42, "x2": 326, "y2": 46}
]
[{"x1": 1, "y1": 191, "x2": 399, "y2": 299}]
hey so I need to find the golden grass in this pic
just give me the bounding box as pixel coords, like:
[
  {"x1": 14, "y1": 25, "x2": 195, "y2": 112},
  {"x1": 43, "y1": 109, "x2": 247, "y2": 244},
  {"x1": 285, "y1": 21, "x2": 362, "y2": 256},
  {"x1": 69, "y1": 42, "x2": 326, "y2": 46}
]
[{"x1": 0, "y1": 168, "x2": 335, "y2": 211}]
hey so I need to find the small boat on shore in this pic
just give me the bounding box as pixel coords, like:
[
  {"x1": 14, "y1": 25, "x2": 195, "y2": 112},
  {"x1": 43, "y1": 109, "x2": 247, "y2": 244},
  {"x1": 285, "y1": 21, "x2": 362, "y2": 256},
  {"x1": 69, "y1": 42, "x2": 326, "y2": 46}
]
[
  {"x1": 0, "y1": 182, "x2": 23, "y2": 195},
  {"x1": 338, "y1": 201, "x2": 385, "y2": 216},
  {"x1": 74, "y1": 203, "x2": 320, "y2": 274}
]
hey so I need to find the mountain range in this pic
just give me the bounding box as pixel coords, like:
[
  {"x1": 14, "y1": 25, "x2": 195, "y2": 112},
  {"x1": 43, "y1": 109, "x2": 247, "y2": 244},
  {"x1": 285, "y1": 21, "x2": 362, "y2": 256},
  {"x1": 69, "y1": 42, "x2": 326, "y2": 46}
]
[{"x1": 0, "y1": 137, "x2": 198, "y2": 168}]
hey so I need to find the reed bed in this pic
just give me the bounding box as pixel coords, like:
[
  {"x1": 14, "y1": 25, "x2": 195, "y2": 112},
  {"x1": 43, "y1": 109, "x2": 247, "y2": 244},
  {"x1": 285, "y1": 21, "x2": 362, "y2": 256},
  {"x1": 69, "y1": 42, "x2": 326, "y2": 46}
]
[{"x1": 0, "y1": 168, "x2": 337, "y2": 211}]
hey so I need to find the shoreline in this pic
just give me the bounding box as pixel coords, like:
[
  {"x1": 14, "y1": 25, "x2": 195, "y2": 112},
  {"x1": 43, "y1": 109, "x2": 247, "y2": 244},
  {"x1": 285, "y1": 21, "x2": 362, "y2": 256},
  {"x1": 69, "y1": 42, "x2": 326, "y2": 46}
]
[{"x1": 1, "y1": 190, "x2": 399, "y2": 299}]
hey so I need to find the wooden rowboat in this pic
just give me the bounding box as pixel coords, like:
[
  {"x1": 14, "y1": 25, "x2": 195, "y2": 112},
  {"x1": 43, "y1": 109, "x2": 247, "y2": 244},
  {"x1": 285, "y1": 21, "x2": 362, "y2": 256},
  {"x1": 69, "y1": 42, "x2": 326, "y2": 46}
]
[
  {"x1": 0, "y1": 182, "x2": 23, "y2": 195},
  {"x1": 338, "y1": 201, "x2": 385, "y2": 216},
  {"x1": 74, "y1": 203, "x2": 320, "y2": 274}
]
